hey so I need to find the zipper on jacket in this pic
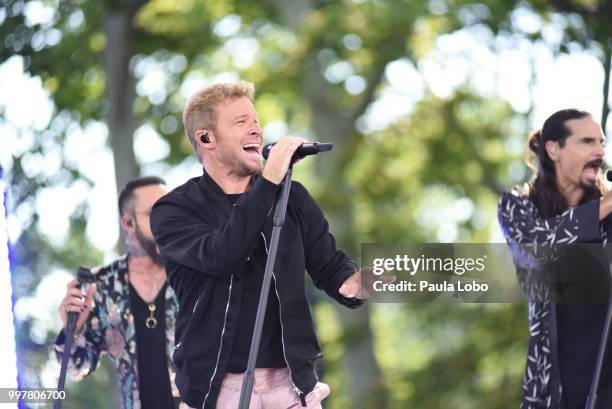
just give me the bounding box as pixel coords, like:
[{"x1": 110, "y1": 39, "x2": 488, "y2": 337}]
[
  {"x1": 192, "y1": 293, "x2": 201, "y2": 314},
  {"x1": 202, "y1": 274, "x2": 234, "y2": 409},
  {"x1": 173, "y1": 291, "x2": 203, "y2": 356},
  {"x1": 260, "y1": 232, "x2": 307, "y2": 405}
]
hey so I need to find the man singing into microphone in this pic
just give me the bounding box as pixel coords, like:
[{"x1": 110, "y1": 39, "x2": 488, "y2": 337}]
[
  {"x1": 150, "y1": 80, "x2": 366, "y2": 409},
  {"x1": 55, "y1": 176, "x2": 181, "y2": 409},
  {"x1": 499, "y1": 108, "x2": 612, "y2": 408}
]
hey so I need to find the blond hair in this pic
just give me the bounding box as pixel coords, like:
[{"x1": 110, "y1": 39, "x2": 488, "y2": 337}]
[{"x1": 182, "y1": 81, "x2": 255, "y2": 153}]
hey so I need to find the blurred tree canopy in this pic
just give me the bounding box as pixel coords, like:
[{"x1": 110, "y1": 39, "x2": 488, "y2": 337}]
[{"x1": 2, "y1": 0, "x2": 611, "y2": 408}]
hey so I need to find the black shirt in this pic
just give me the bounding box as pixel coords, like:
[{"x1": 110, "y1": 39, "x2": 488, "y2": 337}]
[
  {"x1": 557, "y1": 304, "x2": 612, "y2": 408},
  {"x1": 129, "y1": 282, "x2": 176, "y2": 409},
  {"x1": 225, "y1": 193, "x2": 286, "y2": 373}
]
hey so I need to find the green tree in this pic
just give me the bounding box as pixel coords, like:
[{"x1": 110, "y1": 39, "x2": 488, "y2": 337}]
[{"x1": 3, "y1": 0, "x2": 602, "y2": 408}]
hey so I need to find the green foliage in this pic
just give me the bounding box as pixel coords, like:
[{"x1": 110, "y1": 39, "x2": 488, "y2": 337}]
[
  {"x1": 3, "y1": 0, "x2": 608, "y2": 407},
  {"x1": 346, "y1": 90, "x2": 519, "y2": 244}
]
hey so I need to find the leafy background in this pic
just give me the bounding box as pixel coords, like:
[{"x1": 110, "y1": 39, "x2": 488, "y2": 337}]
[{"x1": 2, "y1": 0, "x2": 611, "y2": 407}]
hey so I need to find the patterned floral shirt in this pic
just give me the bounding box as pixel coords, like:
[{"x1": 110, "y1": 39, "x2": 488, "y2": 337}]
[
  {"x1": 498, "y1": 184, "x2": 606, "y2": 409},
  {"x1": 54, "y1": 255, "x2": 180, "y2": 409}
]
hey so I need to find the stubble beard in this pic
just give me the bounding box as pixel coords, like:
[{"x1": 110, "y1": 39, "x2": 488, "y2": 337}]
[
  {"x1": 234, "y1": 154, "x2": 263, "y2": 177},
  {"x1": 134, "y1": 220, "x2": 164, "y2": 267},
  {"x1": 580, "y1": 179, "x2": 600, "y2": 198}
]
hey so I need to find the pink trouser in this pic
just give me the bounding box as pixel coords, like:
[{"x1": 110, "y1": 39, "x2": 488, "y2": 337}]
[{"x1": 186, "y1": 368, "x2": 330, "y2": 409}]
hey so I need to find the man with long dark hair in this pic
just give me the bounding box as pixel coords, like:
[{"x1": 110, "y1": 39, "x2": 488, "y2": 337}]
[{"x1": 499, "y1": 108, "x2": 612, "y2": 408}]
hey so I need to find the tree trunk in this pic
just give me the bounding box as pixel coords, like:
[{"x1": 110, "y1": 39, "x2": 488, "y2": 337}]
[
  {"x1": 103, "y1": 1, "x2": 146, "y2": 250},
  {"x1": 601, "y1": 41, "x2": 611, "y2": 132},
  {"x1": 264, "y1": 0, "x2": 387, "y2": 406},
  {"x1": 305, "y1": 55, "x2": 388, "y2": 409}
]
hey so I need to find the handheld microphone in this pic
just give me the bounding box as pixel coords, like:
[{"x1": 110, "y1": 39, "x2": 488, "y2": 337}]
[
  {"x1": 56, "y1": 267, "x2": 95, "y2": 409},
  {"x1": 262, "y1": 142, "x2": 333, "y2": 161},
  {"x1": 65, "y1": 267, "x2": 96, "y2": 331},
  {"x1": 607, "y1": 170, "x2": 612, "y2": 182}
]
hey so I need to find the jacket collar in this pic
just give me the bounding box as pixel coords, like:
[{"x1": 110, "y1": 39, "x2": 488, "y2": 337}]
[{"x1": 198, "y1": 167, "x2": 259, "y2": 200}]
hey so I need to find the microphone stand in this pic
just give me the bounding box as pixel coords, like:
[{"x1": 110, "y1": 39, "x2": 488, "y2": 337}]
[
  {"x1": 585, "y1": 238, "x2": 612, "y2": 409},
  {"x1": 586, "y1": 302, "x2": 612, "y2": 409},
  {"x1": 54, "y1": 310, "x2": 78, "y2": 409},
  {"x1": 237, "y1": 165, "x2": 293, "y2": 409}
]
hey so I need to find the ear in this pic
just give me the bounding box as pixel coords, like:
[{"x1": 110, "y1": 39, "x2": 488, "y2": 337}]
[
  {"x1": 545, "y1": 140, "x2": 560, "y2": 161},
  {"x1": 120, "y1": 213, "x2": 135, "y2": 235},
  {"x1": 195, "y1": 129, "x2": 215, "y2": 149}
]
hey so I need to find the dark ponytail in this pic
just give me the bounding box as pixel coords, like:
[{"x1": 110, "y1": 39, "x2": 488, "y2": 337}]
[{"x1": 524, "y1": 129, "x2": 542, "y2": 172}]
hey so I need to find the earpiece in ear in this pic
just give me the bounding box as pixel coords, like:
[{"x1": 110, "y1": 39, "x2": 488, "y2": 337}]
[
  {"x1": 550, "y1": 147, "x2": 557, "y2": 154},
  {"x1": 200, "y1": 132, "x2": 210, "y2": 144}
]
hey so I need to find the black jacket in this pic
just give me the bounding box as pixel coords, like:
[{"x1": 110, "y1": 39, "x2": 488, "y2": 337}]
[{"x1": 150, "y1": 171, "x2": 362, "y2": 408}]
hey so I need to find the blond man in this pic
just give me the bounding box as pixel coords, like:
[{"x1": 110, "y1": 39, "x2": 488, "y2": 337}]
[{"x1": 150, "y1": 81, "x2": 365, "y2": 409}]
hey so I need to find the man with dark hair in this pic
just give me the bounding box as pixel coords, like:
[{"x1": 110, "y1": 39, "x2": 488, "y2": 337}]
[
  {"x1": 118, "y1": 176, "x2": 167, "y2": 266},
  {"x1": 56, "y1": 176, "x2": 183, "y2": 409},
  {"x1": 499, "y1": 109, "x2": 612, "y2": 408},
  {"x1": 150, "y1": 80, "x2": 367, "y2": 409}
]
